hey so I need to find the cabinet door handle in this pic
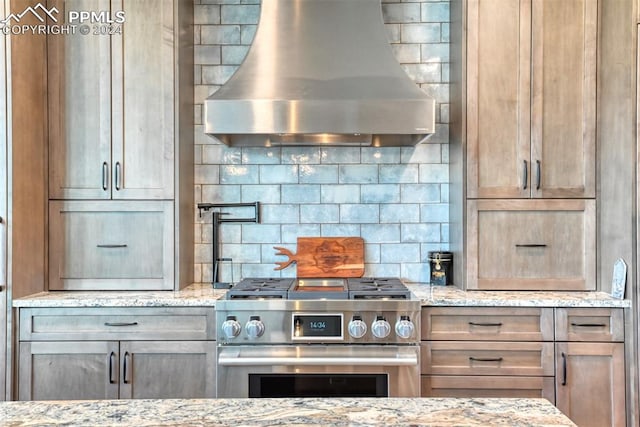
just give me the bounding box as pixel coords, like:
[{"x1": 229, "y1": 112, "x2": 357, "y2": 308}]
[
  {"x1": 561, "y1": 352, "x2": 567, "y2": 386},
  {"x1": 102, "y1": 162, "x2": 109, "y2": 191},
  {"x1": 469, "y1": 356, "x2": 503, "y2": 362},
  {"x1": 570, "y1": 322, "x2": 606, "y2": 328},
  {"x1": 108, "y1": 351, "x2": 116, "y2": 384},
  {"x1": 515, "y1": 244, "x2": 547, "y2": 248},
  {"x1": 522, "y1": 160, "x2": 528, "y2": 190},
  {"x1": 468, "y1": 322, "x2": 503, "y2": 327},
  {"x1": 535, "y1": 159, "x2": 541, "y2": 190},
  {"x1": 96, "y1": 244, "x2": 128, "y2": 249},
  {"x1": 104, "y1": 322, "x2": 138, "y2": 327},
  {"x1": 115, "y1": 162, "x2": 122, "y2": 191},
  {"x1": 123, "y1": 351, "x2": 131, "y2": 384}
]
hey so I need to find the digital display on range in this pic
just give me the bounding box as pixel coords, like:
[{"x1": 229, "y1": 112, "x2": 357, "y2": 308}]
[{"x1": 292, "y1": 313, "x2": 343, "y2": 340}]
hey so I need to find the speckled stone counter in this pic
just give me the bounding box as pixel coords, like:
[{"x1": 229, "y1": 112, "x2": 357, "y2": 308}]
[
  {"x1": 12, "y1": 282, "x2": 630, "y2": 309},
  {"x1": 12, "y1": 283, "x2": 225, "y2": 308},
  {"x1": 0, "y1": 397, "x2": 575, "y2": 426},
  {"x1": 406, "y1": 283, "x2": 630, "y2": 308}
]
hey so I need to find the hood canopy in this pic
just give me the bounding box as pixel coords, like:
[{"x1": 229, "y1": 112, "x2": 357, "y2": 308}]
[{"x1": 204, "y1": 0, "x2": 436, "y2": 147}]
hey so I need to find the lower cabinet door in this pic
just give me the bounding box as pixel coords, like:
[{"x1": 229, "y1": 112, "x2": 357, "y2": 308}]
[
  {"x1": 119, "y1": 341, "x2": 216, "y2": 399},
  {"x1": 555, "y1": 342, "x2": 625, "y2": 427},
  {"x1": 421, "y1": 375, "x2": 555, "y2": 402},
  {"x1": 19, "y1": 341, "x2": 119, "y2": 400}
]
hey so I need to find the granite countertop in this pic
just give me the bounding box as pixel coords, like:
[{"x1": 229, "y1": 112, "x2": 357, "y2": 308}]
[
  {"x1": 0, "y1": 397, "x2": 575, "y2": 426},
  {"x1": 12, "y1": 283, "x2": 225, "y2": 308},
  {"x1": 406, "y1": 283, "x2": 631, "y2": 308},
  {"x1": 12, "y1": 282, "x2": 630, "y2": 309}
]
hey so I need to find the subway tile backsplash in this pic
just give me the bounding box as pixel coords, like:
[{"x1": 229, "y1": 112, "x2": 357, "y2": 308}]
[{"x1": 193, "y1": 0, "x2": 451, "y2": 283}]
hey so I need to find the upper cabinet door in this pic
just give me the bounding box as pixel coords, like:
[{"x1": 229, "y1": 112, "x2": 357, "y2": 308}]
[
  {"x1": 531, "y1": 0, "x2": 596, "y2": 198},
  {"x1": 467, "y1": 0, "x2": 596, "y2": 199},
  {"x1": 48, "y1": 0, "x2": 112, "y2": 199},
  {"x1": 111, "y1": 0, "x2": 174, "y2": 200},
  {"x1": 466, "y1": 0, "x2": 532, "y2": 199}
]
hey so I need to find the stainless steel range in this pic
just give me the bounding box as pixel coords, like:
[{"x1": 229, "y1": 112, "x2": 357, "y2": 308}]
[{"x1": 216, "y1": 277, "x2": 421, "y2": 398}]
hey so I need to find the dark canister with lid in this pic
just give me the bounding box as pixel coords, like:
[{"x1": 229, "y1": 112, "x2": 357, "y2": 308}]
[{"x1": 428, "y1": 251, "x2": 453, "y2": 286}]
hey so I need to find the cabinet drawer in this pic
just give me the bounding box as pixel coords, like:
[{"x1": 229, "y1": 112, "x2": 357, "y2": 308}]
[
  {"x1": 467, "y1": 199, "x2": 595, "y2": 290},
  {"x1": 422, "y1": 307, "x2": 554, "y2": 341},
  {"x1": 555, "y1": 308, "x2": 624, "y2": 342},
  {"x1": 421, "y1": 375, "x2": 555, "y2": 402},
  {"x1": 421, "y1": 341, "x2": 554, "y2": 376},
  {"x1": 49, "y1": 201, "x2": 174, "y2": 291},
  {"x1": 19, "y1": 307, "x2": 215, "y2": 341}
]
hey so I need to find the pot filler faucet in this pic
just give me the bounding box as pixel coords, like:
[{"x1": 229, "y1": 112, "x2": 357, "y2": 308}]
[{"x1": 197, "y1": 202, "x2": 260, "y2": 288}]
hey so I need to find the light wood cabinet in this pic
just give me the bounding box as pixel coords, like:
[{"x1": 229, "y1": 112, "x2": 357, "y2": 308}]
[
  {"x1": 554, "y1": 308, "x2": 625, "y2": 426},
  {"x1": 18, "y1": 307, "x2": 216, "y2": 400},
  {"x1": 421, "y1": 307, "x2": 555, "y2": 401},
  {"x1": 466, "y1": 0, "x2": 596, "y2": 199},
  {"x1": 48, "y1": 201, "x2": 174, "y2": 291},
  {"x1": 467, "y1": 199, "x2": 596, "y2": 290},
  {"x1": 421, "y1": 306, "x2": 626, "y2": 418},
  {"x1": 19, "y1": 340, "x2": 216, "y2": 401},
  {"x1": 48, "y1": 0, "x2": 174, "y2": 200},
  {"x1": 46, "y1": 0, "x2": 194, "y2": 291}
]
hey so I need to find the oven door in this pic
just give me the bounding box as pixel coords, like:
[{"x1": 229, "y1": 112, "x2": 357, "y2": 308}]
[{"x1": 217, "y1": 345, "x2": 420, "y2": 398}]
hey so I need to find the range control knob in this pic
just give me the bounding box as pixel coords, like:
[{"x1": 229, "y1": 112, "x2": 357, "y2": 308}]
[
  {"x1": 245, "y1": 315, "x2": 265, "y2": 339},
  {"x1": 371, "y1": 316, "x2": 391, "y2": 339},
  {"x1": 348, "y1": 315, "x2": 368, "y2": 339},
  {"x1": 395, "y1": 315, "x2": 415, "y2": 339},
  {"x1": 221, "y1": 315, "x2": 242, "y2": 340}
]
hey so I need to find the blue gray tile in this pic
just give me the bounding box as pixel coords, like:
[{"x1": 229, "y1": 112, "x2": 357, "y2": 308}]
[
  {"x1": 282, "y1": 224, "x2": 321, "y2": 243},
  {"x1": 402, "y1": 223, "x2": 441, "y2": 243},
  {"x1": 380, "y1": 204, "x2": 420, "y2": 223},
  {"x1": 421, "y1": 203, "x2": 449, "y2": 223},
  {"x1": 361, "y1": 184, "x2": 400, "y2": 203},
  {"x1": 401, "y1": 184, "x2": 440, "y2": 202},
  {"x1": 220, "y1": 165, "x2": 259, "y2": 184},
  {"x1": 299, "y1": 165, "x2": 339, "y2": 184},
  {"x1": 241, "y1": 147, "x2": 281, "y2": 164},
  {"x1": 381, "y1": 243, "x2": 421, "y2": 263},
  {"x1": 339, "y1": 165, "x2": 379, "y2": 184},
  {"x1": 320, "y1": 224, "x2": 361, "y2": 237},
  {"x1": 282, "y1": 147, "x2": 322, "y2": 164},
  {"x1": 321, "y1": 147, "x2": 361, "y2": 164},
  {"x1": 321, "y1": 185, "x2": 361, "y2": 204},
  {"x1": 261, "y1": 204, "x2": 299, "y2": 224},
  {"x1": 340, "y1": 204, "x2": 380, "y2": 223},
  {"x1": 241, "y1": 224, "x2": 281, "y2": 243},
  {"x1": 281, "y1": 184, "x2": 321, "y2": 203},
  {"x1": 300, "y1": 204, "x2": 339, "y2": 224},
  {"x1": 241, "y1": 185, "x2": 281, "y2": 204},
  {"x1": 360, "y1": 224, "x2": 401, "y2": 243},
  {"x1": 260, "y1": 165, "x2": 298, "y2": 184}
]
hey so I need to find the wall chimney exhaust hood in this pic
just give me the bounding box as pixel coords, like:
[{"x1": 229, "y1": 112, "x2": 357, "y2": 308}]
[{"x1": 204, "y1": 0, "x2": 436, "y2": 147}]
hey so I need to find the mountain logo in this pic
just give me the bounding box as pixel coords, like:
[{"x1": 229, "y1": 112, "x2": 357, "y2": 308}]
[{"x1": 0, "y1": 3, "x2": 59, "y2": 28}]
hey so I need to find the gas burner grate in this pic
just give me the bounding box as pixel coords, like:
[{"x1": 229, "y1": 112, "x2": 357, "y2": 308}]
[
  {"x1": 347, "y1": 277, "x2": 410, "y2": 300},
  {"x1": 226, "y1": 278, "x2": 294, "y2": 300}
]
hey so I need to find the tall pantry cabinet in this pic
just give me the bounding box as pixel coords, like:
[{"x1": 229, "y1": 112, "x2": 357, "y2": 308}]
[
  {"x1": 450, "y1": 0, "x2": 637, "y2": 425},
  {"x1": 452, "y1": 0, "x2": 597, "y2": 292},
  {"x1": 46, "y1": 0, "x2": 193, "y2": 291}
]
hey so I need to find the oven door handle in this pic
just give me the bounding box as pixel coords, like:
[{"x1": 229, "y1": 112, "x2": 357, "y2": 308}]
[{"x1": 218, "y1": 354, "x2": 419, "y2": 367}]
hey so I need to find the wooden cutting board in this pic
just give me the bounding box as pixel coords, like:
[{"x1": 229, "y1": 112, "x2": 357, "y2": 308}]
[{"x1": 273, "y1": 237, "x2": 364, "y2": 278}]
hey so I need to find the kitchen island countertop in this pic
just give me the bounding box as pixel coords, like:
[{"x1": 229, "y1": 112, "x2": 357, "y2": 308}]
[{"x1": 0, "y1": 397, "x2": 575, "y2": 426}]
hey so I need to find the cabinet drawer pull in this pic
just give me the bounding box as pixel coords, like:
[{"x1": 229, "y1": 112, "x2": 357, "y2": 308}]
[
  {"x1": 96, "y1": 244, "x2": 128, "y2": 249},
  {"x1": 102, "y1": 162, "x2": 109, "y2": 191},
  {"x1": 469, "y1": 356, "x2": 503, "y2": 363},
  {"x1": 104, "y1": 322, "x2": 139, "y2": 327},
  {"x1": 570, "y1": 322, "x2": 607, "y2": 328},
  {"x1": 561, "y1": 352, "x2": 567, "y2": 386},
  {"x1": 108, "y1": 351, "x2": 116, "y2": 384},
  {"x1": 468, "y1": 322, "x2": 503, "y2": 327},
  {"x1": 522, "y1": 160, "x2": 528, "y2": 190},
  {"x1": 535, "y1": 159, "x2": 541, "y2": 190},
  {"x1": 123, "y1": 351, "x2": 131, "y2": 384},
  {"x1": 515, "y1": 244, "x2": 547, "y2": 248}
]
